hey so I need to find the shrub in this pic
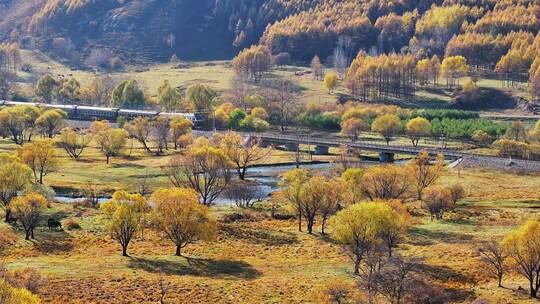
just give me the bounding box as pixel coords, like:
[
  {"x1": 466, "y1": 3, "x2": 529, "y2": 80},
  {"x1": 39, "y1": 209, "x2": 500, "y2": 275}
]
[
  {"x1": 64, "y1": 219, "x2": 82, "y2": 230},
  {"x1": 411, "y1": 109, "x2": 480, "y2": 121}
]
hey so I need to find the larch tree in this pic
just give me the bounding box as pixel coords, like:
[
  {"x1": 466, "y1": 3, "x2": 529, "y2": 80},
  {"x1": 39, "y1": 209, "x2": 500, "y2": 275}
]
[
  {"x1": 232, "y1": 45, "x2": 272, "y2": 82},
  {"x1": 440, "y1": 56, "x2": 469, "y2": 88},
  {"x1": 150, "y1": 188, "x2": 217, "y2": 256}
]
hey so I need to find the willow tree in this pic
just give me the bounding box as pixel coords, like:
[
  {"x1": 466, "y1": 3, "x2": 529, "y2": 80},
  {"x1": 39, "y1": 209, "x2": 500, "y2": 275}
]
[
  {"x1": 0, "y1": 153, "x2": 32, "y2": 222},
  {"x1": 166, "y1": 144, "x2": 231, "y2": 205},
  {"x1": 218, "y1": 132, "x2": 271, "y2": 180},
  {"x1": 150, "y1": 188, "x2": 217, "y2": 256}
]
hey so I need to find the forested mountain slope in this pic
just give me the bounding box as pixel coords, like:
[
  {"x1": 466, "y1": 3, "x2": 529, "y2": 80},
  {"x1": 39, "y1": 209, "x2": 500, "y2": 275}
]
[{"x1": 1, "y1": 0, "x2": 540, "y2": 66}]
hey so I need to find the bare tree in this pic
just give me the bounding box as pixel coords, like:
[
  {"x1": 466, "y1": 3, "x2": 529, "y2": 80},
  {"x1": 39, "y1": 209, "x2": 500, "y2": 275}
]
[
  {"x1": 332, "y1": 36, "x2": 354, "y2": 77},
  {"x1": 158, "y1": 277, "x2": 170, "y2": 304},
  {"x1": 479, "y1": 239, "x2": 507, "y2": 288},
  {"x1": 262, "y1": 78, "x2": 300, "y2": 132},
  {"x1": 374, "y1": 256, "x2": 418, "y2": 304},
  {"x1": 224, "y1": 182, "x2": 266, "y2": 208}
]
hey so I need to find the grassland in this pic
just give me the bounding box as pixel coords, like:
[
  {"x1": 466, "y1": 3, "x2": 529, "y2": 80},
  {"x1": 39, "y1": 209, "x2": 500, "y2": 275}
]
[{"x1": 0, "y1": 163, "x2": 539, "y2": 303}]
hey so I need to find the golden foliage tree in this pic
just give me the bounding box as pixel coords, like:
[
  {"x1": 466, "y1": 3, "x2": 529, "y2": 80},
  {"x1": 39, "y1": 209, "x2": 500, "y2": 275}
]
[
  {"x1": 371, "y1": 114, "x2": 401, "y2": 145},
  {"x1": 150, "y1": 188, "x2": 217, "y2": 256},
  {"x1": 11, "y1": 193, "x2": 48, "y2": 240},
  {"x1": 502, "y1": 219, "x2": 540, "y2": 298},
  {"x1": 166, "y1": 144, "x2": 231, "y2": 205},
  {"x1": 101, "y1": 191, "x2": 148, "y2": 256},
  {"x1": 232, "y1": 45, "x2": 272, "y2": 82},
  {"x1": 58, "y1": 128, "x2": 92, "y2": 159},
  {"x1": 360, "y1": 165, "x2": 412, "y2": 201},
  {"x1": 407, "y1": 151, "x2": 444, "y2": 200},
  {"x1": 35, "y1": 109, "x2": 67, "y2": 138},
  {"x1": 0, "y1": 153, "x2": 32, "y2": 222},
  {"x1": 218, "y1": 132, "x2": 271, "y2": 180},
  {"x1": 17, "y1": 139, "x2": 59, "y2": 184},
  {"x1": 405, "y1": 117, "x2": 431, "y2": 146}
]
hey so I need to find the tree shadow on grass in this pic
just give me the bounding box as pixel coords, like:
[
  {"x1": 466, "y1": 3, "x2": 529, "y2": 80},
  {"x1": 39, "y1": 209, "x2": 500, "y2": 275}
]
[
  {"x1": 407, "y1": 226, "x2": 473, "y2": 246},
  {"x1": 220, "y1": 225, "x2": 299, "y2": 246},
  {"x1": 417, "y1": 263, "x2": 475, "y2": 285},
  {"x1": 128, "y1": 257, "x2": 261, "y2": 279}
]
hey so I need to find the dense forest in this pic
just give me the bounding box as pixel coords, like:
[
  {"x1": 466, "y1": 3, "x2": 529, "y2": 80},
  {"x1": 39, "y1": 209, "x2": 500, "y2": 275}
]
[{"x1": 1, "y1": 0, "x2": 540, "y2": 65}]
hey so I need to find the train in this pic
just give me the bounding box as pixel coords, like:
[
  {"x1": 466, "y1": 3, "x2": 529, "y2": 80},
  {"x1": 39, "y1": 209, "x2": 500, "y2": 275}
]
[{"x1": 0, "y1": 100, "x2": 206, "y2": 126}]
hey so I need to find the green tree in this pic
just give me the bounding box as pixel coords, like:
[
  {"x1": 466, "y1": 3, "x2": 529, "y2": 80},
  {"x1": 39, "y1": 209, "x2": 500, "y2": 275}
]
[
  {"x1": 186, "y1": 84, "x2": 217, "y2": 112},
  {"x1": 35, "y1": 74, "x2": 58, "y2": 103},
  {"x1": 111, "y1": 80, "x2": 145, "y2": 109},
  {"x1": 157, "y1": 80, "x2": 182, "y2": 111}
]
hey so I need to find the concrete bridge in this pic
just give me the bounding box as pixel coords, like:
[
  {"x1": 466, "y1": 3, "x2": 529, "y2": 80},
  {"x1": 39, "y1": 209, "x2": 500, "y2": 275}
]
[{"x1": 249, "y1": 133, "x2": 540, "y2": 172}]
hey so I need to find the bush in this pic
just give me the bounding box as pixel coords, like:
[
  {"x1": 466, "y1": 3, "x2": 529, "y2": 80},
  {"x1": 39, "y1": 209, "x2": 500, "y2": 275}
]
[
  {"x1": 411, "y1": 109, "x2": 479, "y2": 121},
  {"x1": 431, "y1": 118, "x2": 506, "y2": 139},
  {"x1": 64, "y1": 219, "x2": 82, "y2": 230},
  {"x1": 299, "y1": 111, "x2": 341, "y2": 130}
]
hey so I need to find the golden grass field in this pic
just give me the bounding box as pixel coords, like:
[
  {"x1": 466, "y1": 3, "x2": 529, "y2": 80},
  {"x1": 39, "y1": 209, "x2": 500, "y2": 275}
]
[{"x1": 0, "y1": 132, "x2": 539, "y2": 303}]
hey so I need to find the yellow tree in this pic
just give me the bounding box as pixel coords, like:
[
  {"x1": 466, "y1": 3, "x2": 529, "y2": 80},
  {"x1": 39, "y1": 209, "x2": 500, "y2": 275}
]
[
  {"x1": 232, "y1": 45, "x2": 272, "y2": 82},
  {"x1": 330, "y1": 202, "x2": 404, "y2": 274},
  {"x1": 324, "y1": 72, "x2": 338, "y2": 93},
  {"x1": 407, "y1": 151, "x2": 444, "y2": 200},
  {"x1": 150, "y1": 188, "x2": 217, "y2": 256},
  {"x1": 166, "y1": 144, "x2": 231, "y2": 205},
  {"x1": 299, "y1": 175, "x2": 326, "y2": 234},
  {"x1": 440, "y1": 56, "x2": 469, "y2": 88},
  {"x1": 11, "y1": 193, "x2": 48, "y2": 240},
  {"x1": 219, "y1": 132, "x2": 271, "y2": 180},
  {"x1": 170, "y1": 118, "x2": 193, "y2": 150},
  {"x1": 361, "y1": 165, "x2": 412, "y2": 201},
  {"x1": 124, "y1": 117, "x2": 152, "y2": 153},
  {"x1": 371, "y1": 114, "x2": 401, "y2": 145},
  {"x1": 341, "y1": 118, "x2": 369, "y2": 141},
  {"x1": 100, "y1": 191, "x2": 148, "y2": 256},
  {"x1": 319, "y1": 177, "x2": 348, "y2": 235},
  {"x1": 58, "y1": 128, "x2": 92, "y2": 159},
  {"x1": 529, "y1": 120, "x2": 540, "y2": 143},
  {"x1": 0, "y1": 153, "x2": 32, "y2": 222},
  {"x1": 0, "y1": 105, "x2": 41, "y2": 144},
  {"x1": 279, "y1": 169, "x2": 310, "y2": 232},
  {"x1": 35, "y1": 109, "x2": 67, "y2": 138},
  {"x1": 341, "y1": 168, "x2": 364, "y2": 204},
  {"x1": 405, "y1": 117, "x2": 431, "y2": 146},
  {"x1": 0, "y1": 279, "x2": 41, "y2": 304},
  {"x1": 423, "y1": 186, "x2": 454, "y2": 220},
  {"x1": 502, "y1": 219, "x2": 540, "y2": 298},
  {"x1": 98, "y1": 128, "x2": 127, "y2": 164},
  {"x1": 17, "y1": 139, "x2": 59, "y2": 184}
]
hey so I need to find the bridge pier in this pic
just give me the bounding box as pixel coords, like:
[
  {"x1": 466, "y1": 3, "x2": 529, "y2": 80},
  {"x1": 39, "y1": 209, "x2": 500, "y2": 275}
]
[
  {"x1": 283, "y1": 143, "x2": 299, "y2": 151},
  {"x1": 314, "y1": 145, "x2": 329, "y2": 155},
  {"x1": 379, "y1": 152, "x2": 395, "y2": 163}
]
